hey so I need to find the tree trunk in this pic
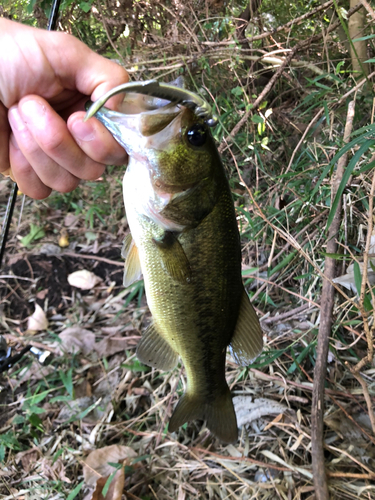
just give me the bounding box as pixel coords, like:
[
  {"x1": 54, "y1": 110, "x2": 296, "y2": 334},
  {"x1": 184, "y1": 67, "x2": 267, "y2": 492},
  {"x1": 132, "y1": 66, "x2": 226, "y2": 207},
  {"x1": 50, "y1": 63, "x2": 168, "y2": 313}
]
[{"x1": 349, "y1": 0, "x2": 368, "y2": 77}]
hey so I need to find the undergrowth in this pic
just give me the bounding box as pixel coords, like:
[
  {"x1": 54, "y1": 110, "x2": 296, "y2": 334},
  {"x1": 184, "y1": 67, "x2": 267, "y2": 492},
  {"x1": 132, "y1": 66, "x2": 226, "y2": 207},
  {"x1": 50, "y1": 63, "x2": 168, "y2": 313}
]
[{"x1": 1, "y1": 1, "x2": 375, "y2": 499}]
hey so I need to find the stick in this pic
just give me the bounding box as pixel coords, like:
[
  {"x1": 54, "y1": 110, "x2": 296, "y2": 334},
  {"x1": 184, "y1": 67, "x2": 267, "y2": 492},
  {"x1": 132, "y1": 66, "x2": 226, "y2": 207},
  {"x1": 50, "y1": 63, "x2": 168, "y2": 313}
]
[
  {"x1": 218, "y1": 2, "x2": 364, "y2": 152},
  {"x1": 311, "y1": 100, "x2": 356, "y2": 500}
]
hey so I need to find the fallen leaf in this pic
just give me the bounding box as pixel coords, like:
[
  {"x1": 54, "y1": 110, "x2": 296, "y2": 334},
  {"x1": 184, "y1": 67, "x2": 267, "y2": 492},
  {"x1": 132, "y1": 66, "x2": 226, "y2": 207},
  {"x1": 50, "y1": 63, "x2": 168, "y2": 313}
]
[
  {"x1": 56, "y1": 396, "x2": 111, "y2": 424},
  {"x1": 15, "y1": 447, "x2": 41, "y2": 473},
  {"x1": 68, "y1": 270, "x2": 102, "y2": 290},
  {"x1": 91, "y1": 467, "x2": 125, "y2": 500},
  {"x1": 40, "y1": 457, "x2": 71, "y2": 483},
  {"x1": 59, "y1": 229, "x2": 70, "y2": 248},
  {"x1": 57, "y1": 327, "x2": 95, "y2": 355},
  {"x1": 64, "y1": 213, "x2": 79, "y2": 227},
  {"x1": 83, "y1": 445, "x2": 137, "y2": 487},
  {"x1": 94, "y1": 337, "x2": 129, "y2": 358},
  {"x1": 333, "y1": 261, "x2": 375, "y2": 293},
  {"x1": 233, "y1": 396, "x2": 289, "y2": 428},
  {"x1": 26, "y1": 304, "x2": 49, "y2": 333}
]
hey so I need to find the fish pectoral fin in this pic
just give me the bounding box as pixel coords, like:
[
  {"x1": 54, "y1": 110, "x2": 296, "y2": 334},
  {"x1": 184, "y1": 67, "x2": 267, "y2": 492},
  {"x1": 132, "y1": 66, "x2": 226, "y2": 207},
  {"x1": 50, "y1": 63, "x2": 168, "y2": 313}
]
[
  {"x1": 152, "y1": 231, "x2": 192, "y2": 284},
  {"x1": 122, "y1": 233, "x2": 143, "y2": 287},
  {"x1": 169, "y1": 387, "x2": 238, "y2": 444},
  {"x1": 229, "y1": 289, "x2": 263, "y2": 366},
  {"x1": 137, "y1": 323, "x2": 179, "y2": 371}
]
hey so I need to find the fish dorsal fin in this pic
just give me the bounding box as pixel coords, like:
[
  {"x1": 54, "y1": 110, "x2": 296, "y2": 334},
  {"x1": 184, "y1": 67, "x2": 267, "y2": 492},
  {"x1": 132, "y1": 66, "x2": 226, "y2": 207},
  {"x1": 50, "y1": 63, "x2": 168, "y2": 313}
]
[
  {"x1": 152, "y1": 231, "x2": 192, "y2": 284},
  {"x1": 137, "y1": 322, "x2": 179, "y2": 371},
  {"x1": 229, "y1": 289, "x2": 263, "y2": 366},
  {"x1": 122, "y1": 233, "x2": 143, "y2": 287}
]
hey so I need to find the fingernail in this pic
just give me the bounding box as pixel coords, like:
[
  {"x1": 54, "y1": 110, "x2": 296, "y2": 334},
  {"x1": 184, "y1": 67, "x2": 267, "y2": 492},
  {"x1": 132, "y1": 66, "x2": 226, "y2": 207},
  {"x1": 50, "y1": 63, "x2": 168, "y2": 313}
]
[
  {"x1": 8, "y1": 107, "x2": 27, "y2": 132},
  {"x1": 20, "y1": 99, "x2": 46, "y2": 128},
  {"x1": 71, "y1": 118, "x2": 96, "y2": 142}
]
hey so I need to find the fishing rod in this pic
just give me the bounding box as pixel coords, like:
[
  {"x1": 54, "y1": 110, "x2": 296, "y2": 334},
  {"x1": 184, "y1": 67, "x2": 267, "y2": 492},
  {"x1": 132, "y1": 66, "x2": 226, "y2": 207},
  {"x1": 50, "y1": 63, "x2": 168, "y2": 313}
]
[
  {"x1": 0, "y1": 0, "x2": 62, "y2": 270},
  {"x1": 0, "y1": 0, "x2": 62, "y2": 373}
]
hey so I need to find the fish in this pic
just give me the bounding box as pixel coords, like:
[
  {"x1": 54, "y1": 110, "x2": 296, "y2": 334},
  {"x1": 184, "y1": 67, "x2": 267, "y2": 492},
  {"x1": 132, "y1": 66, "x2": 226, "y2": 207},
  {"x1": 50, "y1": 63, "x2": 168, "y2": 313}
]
[{"x1": 86, "y1": 84, "x2": 263, "y2": 443}]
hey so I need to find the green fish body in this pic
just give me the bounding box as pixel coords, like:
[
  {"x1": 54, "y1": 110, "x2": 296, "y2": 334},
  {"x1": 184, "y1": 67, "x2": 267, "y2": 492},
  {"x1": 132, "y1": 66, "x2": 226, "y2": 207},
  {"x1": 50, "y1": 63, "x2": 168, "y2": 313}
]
[{"x1": 93, "y1": 99, "x2": 263, "y2": 443}]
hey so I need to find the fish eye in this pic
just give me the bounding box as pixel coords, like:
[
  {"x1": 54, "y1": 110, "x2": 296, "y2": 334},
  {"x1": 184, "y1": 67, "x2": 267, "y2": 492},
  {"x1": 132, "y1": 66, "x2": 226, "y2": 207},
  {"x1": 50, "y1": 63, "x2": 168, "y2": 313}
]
[{"x1": 187, "y1": 124, "x2": 207, "y2": 147}]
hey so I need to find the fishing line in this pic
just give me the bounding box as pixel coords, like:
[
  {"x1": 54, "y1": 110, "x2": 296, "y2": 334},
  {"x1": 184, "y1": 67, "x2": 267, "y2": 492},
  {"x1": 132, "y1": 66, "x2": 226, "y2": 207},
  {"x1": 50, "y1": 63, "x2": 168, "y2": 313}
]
[{"x1": 0, "y1": 0, "x2": 62, "y2": 270}]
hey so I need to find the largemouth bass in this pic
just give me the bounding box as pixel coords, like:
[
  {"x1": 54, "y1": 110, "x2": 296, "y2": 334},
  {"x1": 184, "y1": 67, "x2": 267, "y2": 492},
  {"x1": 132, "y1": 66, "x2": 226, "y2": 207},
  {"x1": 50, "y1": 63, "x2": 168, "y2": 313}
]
[{"x1": 86, "y1": 83, "x2": 263, "y2": 443}]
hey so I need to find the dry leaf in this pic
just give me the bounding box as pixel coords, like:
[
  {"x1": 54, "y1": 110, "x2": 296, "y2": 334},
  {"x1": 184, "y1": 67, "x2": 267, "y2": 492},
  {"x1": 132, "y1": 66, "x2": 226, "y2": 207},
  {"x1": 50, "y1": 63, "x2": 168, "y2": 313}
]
[
  {"x1": 94, "y1": 337, "x2": 129, "y2": 358},
  {"x1": 91, "y1": 467, "x2": 125, "y2": 500},
  {"x1": 56, "y1": 396, "x2": 111, "y2": 424},
  {"x1": 68, "y1": 270, "x2": 102, "y2": 290},
  {"x1": 26, "y1": 304, "x2": 49, "y2": 333},
  {"x1": 40, "y1": 457, "x2": 71, "y2": 483},
  {"x1": 333, "y1": 260, "x2": 375, "y2": 293},
  {"x1": 15, "y1": 447, "x2": 41, "y2": 473},
  {"x1": 59, "y1": 229, "x2": 70, "y2": 248},
  {"x1": 233, "y1": 396, "x2": 289, "y2": 428},
  {"x1": 57, "y1": 327, "x2": 95, "y2": 355},
  {"x1": 83, "y1": 445, "x2": 137, "y2": 487},
  {"x1": 64, "y1": 213, "x2": 79, "y2": 227}
]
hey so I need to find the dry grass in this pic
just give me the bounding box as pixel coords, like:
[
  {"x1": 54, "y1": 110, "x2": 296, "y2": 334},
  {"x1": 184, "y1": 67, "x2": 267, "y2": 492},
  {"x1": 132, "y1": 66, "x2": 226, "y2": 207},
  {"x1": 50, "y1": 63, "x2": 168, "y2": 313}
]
[{"x1": 1, "y1": 1, "x2": 375, "y2": 498}]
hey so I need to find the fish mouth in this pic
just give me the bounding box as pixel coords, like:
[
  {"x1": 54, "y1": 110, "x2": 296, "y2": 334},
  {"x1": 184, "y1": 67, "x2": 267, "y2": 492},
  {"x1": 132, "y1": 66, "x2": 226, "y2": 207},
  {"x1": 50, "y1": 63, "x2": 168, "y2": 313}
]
[
  {"x1": 84, "y1": 79, "x2": 218, "y2": 127},
  {"x1": 86, "y1": 101, "x2": 184, "y2": 157}
]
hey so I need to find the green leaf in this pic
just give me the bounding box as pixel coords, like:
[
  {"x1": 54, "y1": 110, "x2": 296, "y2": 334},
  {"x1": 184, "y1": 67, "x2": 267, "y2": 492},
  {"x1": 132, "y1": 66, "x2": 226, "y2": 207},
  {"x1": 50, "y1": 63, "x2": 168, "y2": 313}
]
[
  {"x1": 20, "y1": 223, "x2": 45, "y2": 247},
  {"x1": 326, "y1": 139, "x2": 373, "y2": 230},
  {"x1": 353, "y1": 262, "x2": 362, "y2": 294},
  {"x1": 358, "y1": 159, "x2": 375, "y2": 174},
  {"x1": 66, "y1": 481, "x2": 84, "y2": 500},
  {"x1": 352, "y1": 34, "x2": 375, "y2": 42},
  {"x1": 288, "y1": 344, "x2": 314, "y2": 374},
  {"x1": 269, "y1": 250, "x2": 298, "y2": 277},
  {"x1": 310, "y1": 124, "x2": 375, "y2": 200},
  {"x1": 79, "y1": 1, "x2": 92, "y2": 13},
  {"x1": 102, "y1": 463, "x2": 123, "y2": 497},
  {"x1": 65, "y1": 400, "x2": 101, "y2": 423},
  {"x1": 59, "y1": 368, "x2": 74, "y2": 398},
  {"x1": 28, "y1": 413, "x2": 44, "y2": 431},
  {"x1": 251, "y1": 115, "x2": 264, "y2": 124},
  {"x1": 231, "y1": 86, "x2": 243, "y2": 96},
  {"x1": 0, "y1": 445, "x2": 5, "y2": 462},
  {"x1": 323, "y1": 101, "x2": 330, "y2": 126}
]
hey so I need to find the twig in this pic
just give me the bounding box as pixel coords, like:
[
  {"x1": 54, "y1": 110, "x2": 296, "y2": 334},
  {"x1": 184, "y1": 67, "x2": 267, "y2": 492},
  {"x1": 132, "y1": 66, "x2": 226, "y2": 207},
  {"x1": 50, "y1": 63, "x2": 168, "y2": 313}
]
[
  {"x1": 285, "y1": 108, "x2": 325, "y2": 175},
  {"x1": 311, "y1": 100, "x2": 356, "y2": 500},
  {"x1": 217, "y1": 3, "x2": 364, "y2": 152},
  {"x1": 352, "y1": 163, "x2": 375, "y2": 372},
  {"x1": 349, "y1": 372, "x2": 375, "y2": 435},
  {"x1": 338, "y1": 70, "x2": 375, "y2": 104},
  {"x1": 218, "y1": 47, "x2": 298, "y2": 153},
  {"x1": 201, "y1": 0, "x2": 336, "y2": 46},
  {"x1": 329, "y1": 394, "x2": 375, "y2": 444},
  {"x1": 360, "y1": 0, "x2": 375, "y2": 20},
  {"x1": 261, "y1": 303, "x2": 315, "y2": 324}
]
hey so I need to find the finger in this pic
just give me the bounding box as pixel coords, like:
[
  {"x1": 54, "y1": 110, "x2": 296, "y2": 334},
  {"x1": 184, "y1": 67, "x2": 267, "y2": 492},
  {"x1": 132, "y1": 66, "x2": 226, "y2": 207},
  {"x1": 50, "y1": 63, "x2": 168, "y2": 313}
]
[
  {"x1": 8, "y1": 101, "x2": 81, "y2": 192},
  {"x1": 68, "y1": 111, "x2": 128, "y2": 166},
  {"x1": 9, "y1": 134, "x2": 52, "y2": 199},
  {"x1": 16, "y1": 96, "x2": 107, "y2": 181},
  {"x1": 40, "y1": 31, "x2": 129, "y2": 110},
  {"x1": 0, "y1": 102, "x2": 11, "y2": 175}
]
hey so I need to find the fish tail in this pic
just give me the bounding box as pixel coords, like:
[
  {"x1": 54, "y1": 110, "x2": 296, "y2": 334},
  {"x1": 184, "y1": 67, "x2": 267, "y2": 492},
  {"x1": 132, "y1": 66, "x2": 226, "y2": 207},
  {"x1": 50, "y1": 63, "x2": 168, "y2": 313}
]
[{"x1": 169, "y1": 387, "x2": 238, "y2": 443}]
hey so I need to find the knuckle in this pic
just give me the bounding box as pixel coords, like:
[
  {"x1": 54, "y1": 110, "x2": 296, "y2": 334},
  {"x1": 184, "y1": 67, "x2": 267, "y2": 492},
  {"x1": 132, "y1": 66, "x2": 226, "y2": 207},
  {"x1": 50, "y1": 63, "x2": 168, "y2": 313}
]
[{"x1": 38, "y1": 131, "x2": 65, "y2": 154}]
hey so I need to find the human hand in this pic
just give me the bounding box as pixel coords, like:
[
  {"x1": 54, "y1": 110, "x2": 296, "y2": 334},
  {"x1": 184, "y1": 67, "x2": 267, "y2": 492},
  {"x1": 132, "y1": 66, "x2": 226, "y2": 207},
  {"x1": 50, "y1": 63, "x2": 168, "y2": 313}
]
[{"x1": 0, "y1": 18, "x2": 129, "y2": 199}]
